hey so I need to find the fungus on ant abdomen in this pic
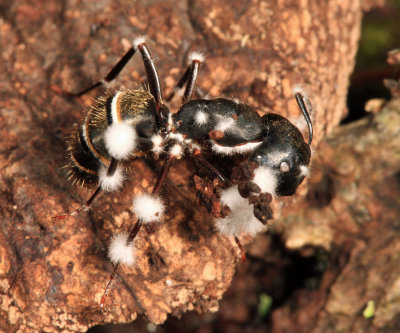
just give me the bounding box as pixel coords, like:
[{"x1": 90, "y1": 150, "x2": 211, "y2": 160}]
[{"x1": 55, "y1": 36, "x2": 313, "y2": 307}]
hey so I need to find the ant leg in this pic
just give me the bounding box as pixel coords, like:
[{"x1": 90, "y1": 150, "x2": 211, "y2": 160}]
[
  {"x1": 76, "y1": 48, "x2": 136, "y2": 97},
  {"x1": 193, "y1": 149, "x2": 231, "y2": 186},
  {"x1": 165, "y1": 66, "x2": 191, "y2": 102},
  {"x1": 182, "y1": 56, "x2": 202, "y2": 103},
  {"x1": 234, "y1": 237, "x2": 246, "y2": 262},
  {"x1": 53, "y1": 36, "x2": 164, "y2": 106},
  {"x1": 50, "y1": 47, "x2": 137, "y2": 98},
  {"x1": 54, "y1": 158, "x2": 119, "y2": 219},
  {"x1": 133, "y1": 39, "x2": 163, "y2": 109},
  {"x1": 100, "y1": 155, "x2": 175, "y2": 308},
  {"x1": 166, "y1": 52, "x2": 205, "y2": 103}
]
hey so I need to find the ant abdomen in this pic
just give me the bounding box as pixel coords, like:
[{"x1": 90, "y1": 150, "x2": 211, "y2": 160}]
[{"x1": 66, "y1": 87, "x2": 158, "y2": 187}]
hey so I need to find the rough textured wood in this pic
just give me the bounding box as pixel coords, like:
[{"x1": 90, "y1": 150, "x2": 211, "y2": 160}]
[{"x1": 0, "y1": 0, "x2": 382, "y2": 331}]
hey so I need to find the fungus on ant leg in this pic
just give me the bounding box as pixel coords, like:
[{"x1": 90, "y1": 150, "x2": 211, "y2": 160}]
[{"x1": 54, "y1": 35, "x2": 313, "y2": 307}]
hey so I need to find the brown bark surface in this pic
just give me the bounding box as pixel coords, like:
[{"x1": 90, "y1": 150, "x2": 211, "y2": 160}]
[{"x1": 0, "y1": 0, "x2": 386, "y2": 332}]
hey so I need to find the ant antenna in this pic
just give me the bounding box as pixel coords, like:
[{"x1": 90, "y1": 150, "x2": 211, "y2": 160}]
[{"x1": 294, "y1": 93, "x2": 313, "y2": 146}]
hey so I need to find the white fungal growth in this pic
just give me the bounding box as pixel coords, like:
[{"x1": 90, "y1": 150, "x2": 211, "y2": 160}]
[
  {"x1": 215, "y1": 117, "x2": 235, "y2": 132},
  {"x1": 151, "y1": 134, "x2": 164, "y2": 153},
  {"x1": 133, "y1": 194, "x2": 165, "y2": 223},
  {"x1": 292, "y1": 84, "x2": 308, "y2": 98},
  {"x1": 220, "y1": 185, "x2": 244, "y2": 208},
  {"x1": 170, "y1": 144, "x2": 183, "y2": 157},
  {"x1": 194, "y1": 110, "x2": 208, "y2": 126},
  {"x1": 215, "y1": 186, "x2": 266, "y2": 237},
  {"x1": 253, "y1": 166, "x2": 277, "y2": 196},
  {"x1": 133, "y1": 35, "x2": 147, "y2": 50},
  {"x1": 188, "y1": 51, "x2": 205, "y2": 64},
  {"x1": 300, "y1": 165, "x2": 309, "y2": 177},
  {"x1": 108, "y1": 232, "x2": 136, "y2": 265},
  {"x1": 98, "y1": 165, "x2": 125, "y2": 192},
  {"x1": 104, "y1": 122, "x2": 137, "y2": 160}
]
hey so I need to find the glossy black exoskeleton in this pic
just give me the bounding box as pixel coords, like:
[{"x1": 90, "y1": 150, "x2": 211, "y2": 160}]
[{"x1": 173, "y1": 97, "x2": 312, "y2": 196}]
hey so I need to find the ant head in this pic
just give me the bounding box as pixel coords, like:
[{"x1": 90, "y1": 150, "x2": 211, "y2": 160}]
[{"x1": 250, "y1": 114, "x2": 311, "y2": 196}]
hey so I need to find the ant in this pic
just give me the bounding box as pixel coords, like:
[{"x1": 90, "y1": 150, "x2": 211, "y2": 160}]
[{"x1": 54, "y1": 36, "x2": 313, "y2": 308}]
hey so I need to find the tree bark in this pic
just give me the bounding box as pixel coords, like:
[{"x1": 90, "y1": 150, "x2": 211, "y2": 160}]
[{"x1": 0, "y1": 0, "x2": 384, "y2": 331}]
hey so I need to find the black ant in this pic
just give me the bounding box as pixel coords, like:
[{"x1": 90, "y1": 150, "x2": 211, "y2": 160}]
[{"x1": 54, "y1": 36, "x2": 313, "y2": 307}]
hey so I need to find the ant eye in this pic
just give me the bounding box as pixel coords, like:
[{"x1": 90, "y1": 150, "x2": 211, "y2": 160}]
[{"x1": 280, "y1": 161, "x2": 290, "y2": 172}]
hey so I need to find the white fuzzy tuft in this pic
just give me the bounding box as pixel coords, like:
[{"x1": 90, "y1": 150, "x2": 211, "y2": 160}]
[
  {"x1": 215, "y1": 186, "x2": 266, "y2": 237},
  {"x1": 104, "y1": 122, "x2": 137, "y2": 160},
  {"x1": 292, "y1": 84, "x2": 308, "y2": 97},
  {"x1": 300, "y1": 165, "x2": 309, "y2": 177},
  {"x1": 151, "y1": 134, "x2": 164, "y2": 153},
  {"x1": 220, "y1": 185, "x2": 244, "y2": 208},
  {"x1": 170, "y1": 144, "x2": 183, "y2": 157},
  {"x1": 188, "y1": 51, "x2": 205, "y2": 64},
  {"x1": 194, "y1": 110, "x2": 209, "y2": 126},
  {"x1": 191, "y1": 143, "x2": 201, "y2": 152},
  {"x1": 133, "y1": 35, "x2": 147, "y2": 50},
  {"x1": 108, "y1": 232, "x2": 135, "y2": 265},
  {"x1": 253, "y1": 166, "x2": 277, "y2": 196},
  {"x1": 215, "y1": 117, "x2": 234, "y2": 132},
  {"x1": 98, "y1": 165, "x2": 125, "y2": 191},
  {"x1": 133, "y1": 194, "x2": 165, "y2": 223}
]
